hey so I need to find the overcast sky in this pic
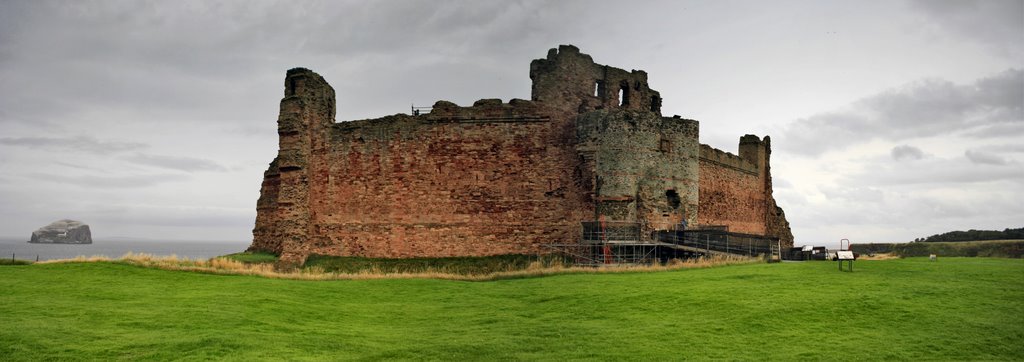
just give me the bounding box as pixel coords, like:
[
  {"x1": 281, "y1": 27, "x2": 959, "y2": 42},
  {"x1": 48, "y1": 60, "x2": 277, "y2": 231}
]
[{"x1": 0, "y1": 0, "x2": 1021, "y2": 245}]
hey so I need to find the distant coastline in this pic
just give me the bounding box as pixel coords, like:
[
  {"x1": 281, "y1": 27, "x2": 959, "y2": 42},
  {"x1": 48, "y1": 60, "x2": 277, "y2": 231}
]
[
  {"x1": 27, "y1": 240, "x2": 92, "y2": 245},
  {"x1": 1, "y1": 238, "x2": 249, "y2": 261}
]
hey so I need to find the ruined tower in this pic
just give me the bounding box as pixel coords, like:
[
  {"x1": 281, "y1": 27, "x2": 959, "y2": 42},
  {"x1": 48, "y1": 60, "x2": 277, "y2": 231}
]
[
  {"x1": 530, "y1": 45, "x2": 662, "y2": 114},
  {"x1": 251, "y1": 68, "x2": 336, "y2": 263}
]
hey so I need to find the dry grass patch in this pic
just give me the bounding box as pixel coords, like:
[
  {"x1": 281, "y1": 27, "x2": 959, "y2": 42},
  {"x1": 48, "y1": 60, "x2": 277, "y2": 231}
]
[
  {"x1": 38, "y1": 252, "x2": 759, "y2": 281},
  {"x1": 859, "y1": 252, "x2": 900, "y2": 260}
]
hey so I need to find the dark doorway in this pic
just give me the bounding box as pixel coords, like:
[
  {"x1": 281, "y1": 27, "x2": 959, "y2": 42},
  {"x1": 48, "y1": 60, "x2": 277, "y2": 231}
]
[{"x1": 666, "y1": 190, "x2": 681, "y2": 209}]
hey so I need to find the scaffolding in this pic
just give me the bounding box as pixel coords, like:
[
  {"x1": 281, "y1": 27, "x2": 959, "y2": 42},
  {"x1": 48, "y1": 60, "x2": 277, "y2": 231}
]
[
  {"x1": 545, "y1": 221, "x2": 660, "y2": 266},
  {"x1": 546, "y1": 221, "x2": 782, "y2": 267}
]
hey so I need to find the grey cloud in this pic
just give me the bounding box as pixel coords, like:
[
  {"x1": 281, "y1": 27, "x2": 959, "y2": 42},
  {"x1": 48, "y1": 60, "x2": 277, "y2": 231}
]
[
  {"x1": 974, "y1": 144, "x2": 1024, "y2": 153},
  {"x1": 54, "y1": 161, "x2": 98, "y2": 171},
  {"x1": 909, "y1": 0, "x2": 1024, "y2": 58},
  {"x1": 0, "y1": 136, "x2": 147, "y2": 154},
  {"x1": 891, "y1": 145, "x2": 925, "y2": 161},
  {"x1": 0, "y1": 1, "x2": 566, "y2": 131},
  {"x1": 841, "y1": 155, "x2": 1024, "y2": 186},
  {"x1": 1, "y1": 0, "x2": 553, "y2": 73},
  {"x1": 963, "y1": 122, "x2": 1024, "y2": 138},
  {"x1": 881, "y1": 165, "x2": 1022, "y2": 185},
  {"x1": 780, "y1": 69, "x2": 1023, "y2": 156},
  {"x1": 299, "y1": 1, "x2": 577, "y2": 61},
  {"x1": 974, "y1": 69, "x2": 1024, "y2": 111},
  {"x1": 30, "y1": 173, "x2": 189, "y2": 188},
  {"x1": 123, "y1": 153, "x2": 228, "y2": 173},
  {"x1": 965, "y1": 149, "x2": 1012, "y2": 165}
]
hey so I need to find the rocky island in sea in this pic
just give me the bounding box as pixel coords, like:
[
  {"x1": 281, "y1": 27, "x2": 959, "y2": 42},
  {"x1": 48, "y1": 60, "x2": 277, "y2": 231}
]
[{"x1": 29, "y1": 219, "x2": 92, "y2": 244}]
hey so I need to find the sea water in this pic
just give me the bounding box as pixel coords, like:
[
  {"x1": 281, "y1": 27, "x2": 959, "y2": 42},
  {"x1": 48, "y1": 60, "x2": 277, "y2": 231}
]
[{"x1": 0, "y1": 237, "x2": 250, "y2": 261}]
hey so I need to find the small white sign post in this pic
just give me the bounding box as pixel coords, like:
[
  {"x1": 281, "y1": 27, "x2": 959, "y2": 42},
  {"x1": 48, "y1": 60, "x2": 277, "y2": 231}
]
[{"x1": 837, "y1": 250, "x2": 855, "y2": 271}]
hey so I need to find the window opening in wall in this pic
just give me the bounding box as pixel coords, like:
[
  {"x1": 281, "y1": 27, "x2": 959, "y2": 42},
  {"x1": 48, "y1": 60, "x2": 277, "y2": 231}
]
[
  {"x1": 659, "y1": 138, "x2": 672, "y2": 153},
  {"x1": 594, "y1": 80, "x2": 604, "y2": 97},
  {"x1": 619, "y1": 82, "x2": 629, "y2": 106},
  {"x1": 650, "y1": 95, "x2": 661, "y2": 112},
  {"x1": 666, "y1": 190, "x2": 681, "y2": 209}
]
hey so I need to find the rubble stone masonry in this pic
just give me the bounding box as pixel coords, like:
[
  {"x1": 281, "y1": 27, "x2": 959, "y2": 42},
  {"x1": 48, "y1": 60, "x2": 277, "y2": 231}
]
[{"x1": 249, "y1": 45, "x2": 793, "y2": 264}]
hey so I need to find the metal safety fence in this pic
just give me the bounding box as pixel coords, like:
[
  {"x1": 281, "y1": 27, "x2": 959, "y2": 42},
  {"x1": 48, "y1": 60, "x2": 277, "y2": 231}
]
[
  {"x1": 655, "y1": 229, "x2": 781, "y2": 260},
  {"x1": 546, "y1": 221, "x2": 782, "y2": 267}
]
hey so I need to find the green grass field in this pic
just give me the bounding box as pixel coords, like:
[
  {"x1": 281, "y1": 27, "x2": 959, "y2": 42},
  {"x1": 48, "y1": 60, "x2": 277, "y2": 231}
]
[
  {"x1": 220, "y1": 251, "x2": 279, "y2": 264},
  {"x1": 2, "y1": 258, "x2": 1021, "y2": 360}
]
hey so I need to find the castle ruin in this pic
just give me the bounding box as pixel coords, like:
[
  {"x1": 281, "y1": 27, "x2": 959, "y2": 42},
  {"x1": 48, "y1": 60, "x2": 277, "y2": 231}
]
[{"x1": 248, "y1": 45, "x2": 793, "y2": 265}]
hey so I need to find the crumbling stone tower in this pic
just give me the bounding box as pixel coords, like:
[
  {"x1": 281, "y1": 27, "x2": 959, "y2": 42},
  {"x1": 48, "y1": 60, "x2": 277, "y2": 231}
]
[
  {"x1": 249, "y1": 45, "x2": 793, "y2": 264},
  {"x1": 252, "y1": 68, "x2": 336, "y2": 262},
  {"x1": 530, "y1": 45, "x2": 662, "y2": 114},
  {"x1": 528, "y1": 46, "x2": 699, "y2": 236}
]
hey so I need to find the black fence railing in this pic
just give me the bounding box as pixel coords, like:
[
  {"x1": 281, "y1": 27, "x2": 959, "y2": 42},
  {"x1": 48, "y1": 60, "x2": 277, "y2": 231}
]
[
  {"x1": 655, "y1": 229, "x2": 780, "y2": 259},
  {"x1": 411, "y1": 105, "x2": 432, "y2": 116},
  {"x1": 547, "y1": 222, "x2": 782, "y2": 266}
]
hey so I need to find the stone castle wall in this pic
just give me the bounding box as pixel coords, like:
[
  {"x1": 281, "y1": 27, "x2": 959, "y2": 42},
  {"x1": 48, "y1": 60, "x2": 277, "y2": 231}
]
[
  {"x1": 697, "y1": 138, "x2": 769, "y2": 235},
  {"x1": 697, "y1": 135, "x2": 794, "y2": 244},
  {"x1": 577, "y1": 112, "x2": 700, "y2": 236},
  {"x1": 253, "y1": 77, "x2": 594, "y2": 261},
  {"x1": 250, "y1": 45, "x2": 793, "y2": 264}
]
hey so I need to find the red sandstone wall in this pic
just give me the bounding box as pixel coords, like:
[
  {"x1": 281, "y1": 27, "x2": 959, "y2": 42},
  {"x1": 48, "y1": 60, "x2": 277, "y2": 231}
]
[
  {"x1": 697, "y1": 137, "x2": 793, "y2": 246},
  {"x1": 697, "y1": 142, "x2": 768, "y2": 235},
  {"x1": 296, "y1": 101, "x2": 592, "y2": 258},
  {"x1": 252, "y1": 68, "x2": 336, "y2": 263},
  {"x1": 698, "y1": 161, "x2": 767, "y2": 235}
]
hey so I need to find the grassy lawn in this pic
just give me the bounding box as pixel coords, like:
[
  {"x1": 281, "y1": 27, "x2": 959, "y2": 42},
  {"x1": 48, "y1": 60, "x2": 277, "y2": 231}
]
[
  {"x1": 1, "y1": 258, "x2": 1021, "y2": 360},
  {"x1": 219, "y1": 251, "x2": 279, "y2": 264}
]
